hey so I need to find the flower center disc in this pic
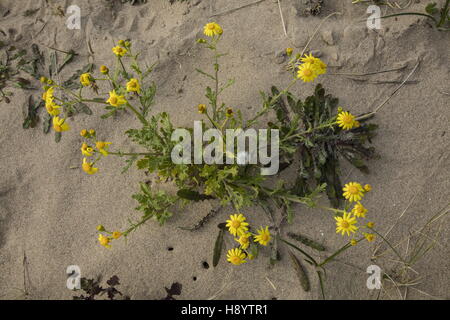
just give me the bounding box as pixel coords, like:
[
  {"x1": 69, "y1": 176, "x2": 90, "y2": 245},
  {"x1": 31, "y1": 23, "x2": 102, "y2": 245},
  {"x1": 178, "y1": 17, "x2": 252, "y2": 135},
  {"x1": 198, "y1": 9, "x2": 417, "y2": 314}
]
[
  {"x1": 231, "y1": 220, "x2": 240, "y2": 229},
  {"x1": 303, "y1": 69, "x2": 312, "y2": 76},
  {"x1": 348, "y1": 186, "x2": 358, "y2": 194}
]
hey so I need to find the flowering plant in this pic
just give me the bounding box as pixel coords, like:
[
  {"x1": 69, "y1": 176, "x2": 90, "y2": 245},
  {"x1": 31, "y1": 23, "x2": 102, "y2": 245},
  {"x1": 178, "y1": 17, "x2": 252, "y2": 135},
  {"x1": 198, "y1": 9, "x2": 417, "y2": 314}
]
[{"x1": 48, "y1": 22, "x2": 385, "y2": 297}]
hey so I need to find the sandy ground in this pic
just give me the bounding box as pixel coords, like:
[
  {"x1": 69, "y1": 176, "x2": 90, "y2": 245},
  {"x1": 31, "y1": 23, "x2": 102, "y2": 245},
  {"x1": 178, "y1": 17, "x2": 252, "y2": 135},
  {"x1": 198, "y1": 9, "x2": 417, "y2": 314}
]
[{"x1": 0, "y1": 0, "x2": 449, "y2": 300}]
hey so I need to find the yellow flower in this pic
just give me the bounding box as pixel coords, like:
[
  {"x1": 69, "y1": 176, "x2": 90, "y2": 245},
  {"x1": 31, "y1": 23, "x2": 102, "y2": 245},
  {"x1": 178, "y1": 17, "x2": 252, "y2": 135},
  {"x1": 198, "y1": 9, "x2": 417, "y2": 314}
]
[
  {"x1": 335, "y1": 212, "x2": 358, "y2": 236},
  {"x1": 44, "y1": 87, "x2": 54, "y2": 103},
  {"x1": 106, "y1": 90, "x2": 127, "y2": 107},
  {"x1": 80, "y1": 129, "x2": 88, "y2": 137},
  {"x1": 235, "y1": 233, "x2": 251, "y2": 250},
  {"x1": 203, "y1": 22, "x2": 223, "y2": 37},
  {"x1": 364, "y1": 233, "x2": 375, "y2": 242},
  {"x1": 126, "y1": 78, "x2": 141, "y2": 94},
  {"x1": 100, "y1": 65, "x2": 109, "y2": 74},
  {"x1": 96, "y1": 225, "x2": 105, "y2": 232},
  {"x1": 98, "y1": 234, "x2": 111, "y2": 248},
  {"x1": 225, "y1": 213, "x2": 249, "y2": 236},
  {"x1": 95, "y1": 141, "x2": 112, "y2": 156},
  {"x1": 80, "y1": 73, "x2": 92, "y2": 86},
  {"x1": 352, "y1": 202, "x2": 368, "y2": 218},
  {"x1": 112, "y1": 46, "x2": 127, "y2": 57},
  {"x1": 52, "y1": 116, "x2": 70, "y2": 132},
  {"x1": 40, "y1": 76, "x2": 47, "y2": 83},
  {"x1": 226, "y1": 108, "x2": 234, "y2": 118},
  {"x1": 254, "y1": 226, "x2": 271, "y2": 246},
  {"x1": 364, "y1": 184, "x2": 372, "y2": 192},
  {"x1": 118, "y1": 40, "x2": 126, "y2": 47},
  {"x1": 350, "y1": 239, "x2": 358, "y2": 246},
  {"x1": 343, "y1": 182, "x2": 364, "y2": 202},
  {"x1": 297, "y1": 62, "x2": 318, "y2": 82},
  {"x1": 286, "y1": 47, "x2": 293, "y2": 56},
  {"x1": 226, "y1": 248, "x2": 247, "y2": 265},
  {"x1": 198, "y1": 104, "x2": 206, "y2": 114},
  {"x1": 82, "y1": 157, "x2": 98, "y2": 175},
  {"x1": 367, "y1": 222, "x2": 375, "y2": 229},
  {"x1": 89, "y1": 129, "x2": 96, "y2": 135},
  {"x1": 45, "y1": 101, "x2": 61, "y2": 116},
  {"x1": 300, "y1": 54, "x2": 327, "y2": 75},
  {"x1": 112, "y1": 231, "x2": 122, "y2": 239},
  {"x1": 337, "y1": 111, "x2": 356, "y2": 130},
  {"x1": 81, "y1": 143, "x2": 94, "y2": 157}
]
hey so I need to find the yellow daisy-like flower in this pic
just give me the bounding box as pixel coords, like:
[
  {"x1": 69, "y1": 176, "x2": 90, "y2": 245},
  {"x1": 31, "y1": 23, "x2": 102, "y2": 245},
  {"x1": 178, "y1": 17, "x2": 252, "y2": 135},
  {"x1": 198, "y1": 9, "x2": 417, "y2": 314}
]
[
  {"x1": 81, "y1": 143, "x2": 94, "y2": 157},
  {"x1": 82, "y1": 157, "x2": 99, "y2": 175},
  {"x1": 98, "y1": 234, "x2": 111, "y2": 249},
  {"x1": 106, "y1": 90, "x2": 127, "y2": 107},
  {"x1": 300, "y1": 54, "x2": 327, "y2": 75},
  {"x1": 343, "y1": 182, "x2": 364, "y2": 202},
  {"x1": 364, "y1": 233, "x2": 375, "y2": 242},
  {"x1": 286, "y1": 47, "x2": 294, "y2": 56},
  {"x1": 364, "y1": 184, "x2": 372, "y2": 192},
  {"x1": 43, "y1": 87, "x2": 54, "y2": 103},
  {"x1": 226, "y1": 248, "x2": 247, "y2": 265},
  {"x1": 80, "y1": 129, "x2": 88, "y2": 137},
  {"x1": 254, "y1": 226, "x2": 271, "y2": 246},
  {"x1": 350, "y1": 239, "x2": 358, "y2": 246},
  {"x1": 297, "y1": 62, "x2": 318, "y2": 82},
  {"x1": 52, "y1": 116, "x2": 70, "y2": 132},
  {"x1": 203, "y1": 22, "x2": 223, "y2": 37},
  {"x1": 337, "y1": 111, "x2": 356, "y2": 130},
  {"x1": 96, "y1": 225, "x2": 105, "y2": 232},
  {"x1": 45, "y1": 101, "x2": 61, "y2": 116},
  {"x1": 198, "y1": 104, "x2": 206, "y2": 114},
  {"x1": 225, "y1": 213, "x2": 249, "y2": 236},
  {"x1": 335, "y1": 212, "x2": 358, "y2": 236},
  {"x1": 126, "y1": 78, "x2": 141, "y2": 94},
  {"x1": 235, "y1": 233, "x2": 251, "y2": 250},
  {"x1": 351, "y1": 201, "x2": 368, "y2": 218},
  {"x1": 367, "y1": 222, "x2": 375, "y2": 229},
  {"x1": 80, "y1": 73, "x2": 92, "y2": 87},
  {"x1": 112, "y1": 46, "x2": 127, "y2": 57},
  {"x1": 112, "y1": 231, "x2": 122, "y2": 239},
  {"x1": 95, "y1": 141, "x2": 112, "y2": 156}
]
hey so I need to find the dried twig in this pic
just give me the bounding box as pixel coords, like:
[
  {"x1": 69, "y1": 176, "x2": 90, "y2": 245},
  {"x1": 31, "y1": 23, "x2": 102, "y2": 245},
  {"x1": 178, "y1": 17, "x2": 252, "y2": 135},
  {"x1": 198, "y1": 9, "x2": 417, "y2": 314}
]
[{"x1": 277, "y1": 0, "x2": 287, "y2": 37}]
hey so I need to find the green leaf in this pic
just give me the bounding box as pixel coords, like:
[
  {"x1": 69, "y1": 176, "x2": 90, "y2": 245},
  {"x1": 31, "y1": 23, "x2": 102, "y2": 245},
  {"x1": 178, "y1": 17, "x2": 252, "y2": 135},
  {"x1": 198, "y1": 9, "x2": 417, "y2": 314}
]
[
  {"x1": 75, "y1": 102, "x2": 93, "y2": 115},
  {"x1": 288, "y1": 250, "x2": 310, "y2": 292},
  {"x1": 55, "y1": 131, "x2": 62, "y2": 143},
  {"x1": 43, "y1": 113, "x2": 52, "y2": 134},
  {"x1": 287, "y1": 232, "x2": 326, "y2": 251},
  {"x1": 212, "y1": 228, "x2": 225, "y2": 267},
  {"x1": 425, "y1": 2, "x2": 438, "y2": 15},
  {"x1": 177, "y1": 189, "x2": 215, "y2": 201}
]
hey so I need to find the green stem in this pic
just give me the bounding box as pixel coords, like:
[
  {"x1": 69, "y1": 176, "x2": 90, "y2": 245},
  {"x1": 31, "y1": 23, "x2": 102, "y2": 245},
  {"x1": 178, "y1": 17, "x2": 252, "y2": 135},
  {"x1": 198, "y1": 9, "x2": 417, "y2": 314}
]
[
  {"x1": 318, "y1": 238, "x2": 363, "y2": 267},
  {"x1": 381, "y1": 12, "x2": 437, "y2": 24},
  {"x1": 280, "y1": 238, "x2": 319, "y2": 266},
  {"x1": 108, "y1": 151, "x2": 157, "y2": 157},
  {"x1": 126, "y1": 102, "x2": 148, "y2": 126}
]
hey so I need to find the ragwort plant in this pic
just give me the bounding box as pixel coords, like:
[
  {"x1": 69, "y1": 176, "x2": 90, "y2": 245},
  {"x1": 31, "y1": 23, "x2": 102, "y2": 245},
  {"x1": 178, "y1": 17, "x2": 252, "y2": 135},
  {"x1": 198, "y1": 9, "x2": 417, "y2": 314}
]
[{"x1": 53, "y1": 23, "x2": 383, "y2": 294}]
